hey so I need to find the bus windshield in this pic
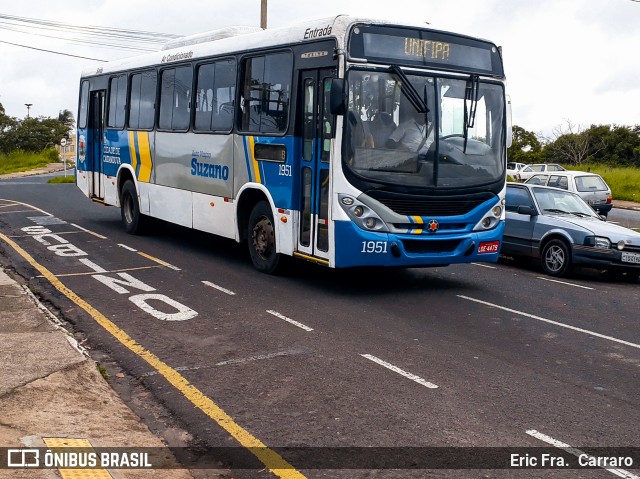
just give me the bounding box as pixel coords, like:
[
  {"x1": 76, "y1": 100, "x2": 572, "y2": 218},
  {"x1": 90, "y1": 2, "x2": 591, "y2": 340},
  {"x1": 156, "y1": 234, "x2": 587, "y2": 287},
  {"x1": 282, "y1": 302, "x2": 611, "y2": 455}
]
[{"x1": 344, "y1": 69, "x2": 505, "y2": 188}]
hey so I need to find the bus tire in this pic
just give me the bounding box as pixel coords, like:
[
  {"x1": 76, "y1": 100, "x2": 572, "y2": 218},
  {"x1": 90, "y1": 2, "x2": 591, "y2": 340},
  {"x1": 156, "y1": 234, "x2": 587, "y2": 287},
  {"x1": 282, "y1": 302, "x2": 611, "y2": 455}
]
[
  {"x1": 120, "y1": 179, "x2": 147, "y2": 235},
  {"x1": 247, "y1": 201, "x2": 281, "y2": 274}
]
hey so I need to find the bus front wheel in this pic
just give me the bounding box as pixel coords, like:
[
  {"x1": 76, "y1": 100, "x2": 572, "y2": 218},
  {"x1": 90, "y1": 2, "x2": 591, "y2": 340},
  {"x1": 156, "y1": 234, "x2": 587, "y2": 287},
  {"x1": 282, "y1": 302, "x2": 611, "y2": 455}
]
[
  {"x1": 120, "y1": 180, "x2": 147, "y2": 235},
  {"x1": 247, "y1": 201, "x2": 281, "y2": 274}
]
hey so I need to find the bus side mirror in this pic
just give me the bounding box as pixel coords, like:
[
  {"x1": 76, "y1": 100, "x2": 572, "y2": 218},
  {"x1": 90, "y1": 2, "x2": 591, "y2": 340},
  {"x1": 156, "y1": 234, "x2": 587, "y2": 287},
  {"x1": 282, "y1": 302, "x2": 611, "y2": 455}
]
[
  {"x1": 505, "y1": 95, "x2": 513, "y2": 148},
  {"x1": 329, "y1": 78, "x2": 346, "y2": 115}
]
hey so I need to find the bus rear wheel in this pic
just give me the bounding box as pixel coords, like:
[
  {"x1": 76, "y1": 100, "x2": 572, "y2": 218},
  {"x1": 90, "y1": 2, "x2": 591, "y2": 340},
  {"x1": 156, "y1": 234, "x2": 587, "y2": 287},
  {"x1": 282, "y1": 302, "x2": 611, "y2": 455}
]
[
  {"x1": 247, "y1": 201, "x2": 281, "y2": 274},
  {"x1": 120, "y1": 179, "x2": 148, "y2": 235}
]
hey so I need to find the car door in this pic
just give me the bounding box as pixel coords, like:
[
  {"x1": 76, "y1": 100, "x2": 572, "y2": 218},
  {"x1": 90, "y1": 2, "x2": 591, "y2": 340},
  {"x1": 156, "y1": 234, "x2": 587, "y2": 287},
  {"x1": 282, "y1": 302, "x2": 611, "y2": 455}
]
[{"x1": 504, "y1": 186, "x2": 538, "y2": 257}]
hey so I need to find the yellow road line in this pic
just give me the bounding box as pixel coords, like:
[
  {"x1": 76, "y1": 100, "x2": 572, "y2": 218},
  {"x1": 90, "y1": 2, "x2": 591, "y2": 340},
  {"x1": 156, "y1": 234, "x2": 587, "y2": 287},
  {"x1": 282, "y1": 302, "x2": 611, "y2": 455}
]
[
  {"x1": 43, "y1": 438, "x2": 112, "y2": 479},
  {"x1": 0, "y1": 232, "x2": 307, "y2": 479},
  {"x1": 137, "y1": 252, "x2": 181, "y2": 271}
]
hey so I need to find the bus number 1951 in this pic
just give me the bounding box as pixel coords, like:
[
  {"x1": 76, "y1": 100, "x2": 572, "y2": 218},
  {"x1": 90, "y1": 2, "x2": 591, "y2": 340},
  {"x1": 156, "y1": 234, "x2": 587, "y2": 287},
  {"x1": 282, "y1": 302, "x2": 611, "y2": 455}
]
[{"x1": 361, "y1": 241, "x2": 388, "y2": 254}]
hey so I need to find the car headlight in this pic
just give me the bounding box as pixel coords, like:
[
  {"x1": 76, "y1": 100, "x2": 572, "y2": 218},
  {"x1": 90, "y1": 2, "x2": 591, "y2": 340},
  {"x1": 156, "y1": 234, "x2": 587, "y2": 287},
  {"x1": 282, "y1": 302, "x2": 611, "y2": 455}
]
[{"x1": 585, "y1": 236, "x2": 611, "y2": 249}]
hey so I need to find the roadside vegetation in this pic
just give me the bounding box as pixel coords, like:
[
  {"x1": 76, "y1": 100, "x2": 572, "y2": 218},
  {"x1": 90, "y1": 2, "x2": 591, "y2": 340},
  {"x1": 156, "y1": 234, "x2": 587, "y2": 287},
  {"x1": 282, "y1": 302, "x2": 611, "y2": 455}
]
[
  {"x1": 47, "y1": 175, "x2": 75, "y2": 184},
  {"x1": 0, "y1": 149, "x2": 59, "y2": 175},
  {"x1": 510, "y1": 122, "x2": 640, "y2": 202}
]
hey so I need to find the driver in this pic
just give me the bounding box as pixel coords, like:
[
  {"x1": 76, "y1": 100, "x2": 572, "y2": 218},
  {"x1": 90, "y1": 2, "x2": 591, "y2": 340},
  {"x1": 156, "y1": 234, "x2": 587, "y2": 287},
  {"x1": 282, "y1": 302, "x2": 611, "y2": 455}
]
[{"x1": 386, "y1": 109, "x2": 433, "y2": 154}]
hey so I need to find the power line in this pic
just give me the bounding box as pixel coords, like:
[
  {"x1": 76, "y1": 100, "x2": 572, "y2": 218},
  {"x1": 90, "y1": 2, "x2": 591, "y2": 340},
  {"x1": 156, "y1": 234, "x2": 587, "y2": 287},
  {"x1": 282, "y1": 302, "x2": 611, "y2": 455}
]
[{"x1": 0, "y1": 39, "x2": 107, "y2": 61}]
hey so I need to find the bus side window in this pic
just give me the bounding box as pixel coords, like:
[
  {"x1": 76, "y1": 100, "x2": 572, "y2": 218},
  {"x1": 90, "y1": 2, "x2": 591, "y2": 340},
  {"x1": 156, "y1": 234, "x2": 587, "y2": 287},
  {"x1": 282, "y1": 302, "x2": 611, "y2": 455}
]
[
  {"x1": 107, "y1": 75, "x2": 127, "y2": 129},
  {"x1": 129, "y1": 70, "x2": 157, "y2": 130},
  {"x1": 195, "y1": 59, "x2": 237, "y2": 132},
  {"x1": 241, "y1": 52, "x2": 292, "y2": 134},
  {"x1": 159, "y1": 66, "x2": 193, "y2": 131}
]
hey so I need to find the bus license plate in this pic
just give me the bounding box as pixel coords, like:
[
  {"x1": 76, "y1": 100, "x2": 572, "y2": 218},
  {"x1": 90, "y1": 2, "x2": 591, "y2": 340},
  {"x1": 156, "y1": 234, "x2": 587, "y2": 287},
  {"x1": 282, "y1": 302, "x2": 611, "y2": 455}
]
[
  {"x1": 478, "y1": 241, "x2": 500, "y2": 254},
  {"x1": 621, "y1": 252, "x2": 640, "y2": 264}
]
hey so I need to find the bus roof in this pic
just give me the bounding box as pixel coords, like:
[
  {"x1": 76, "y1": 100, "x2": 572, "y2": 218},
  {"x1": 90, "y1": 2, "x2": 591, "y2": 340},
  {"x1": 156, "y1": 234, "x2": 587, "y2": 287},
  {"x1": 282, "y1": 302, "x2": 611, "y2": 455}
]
[{"x1": 81, "y1": 15, "x2": 500, "y2": 77}]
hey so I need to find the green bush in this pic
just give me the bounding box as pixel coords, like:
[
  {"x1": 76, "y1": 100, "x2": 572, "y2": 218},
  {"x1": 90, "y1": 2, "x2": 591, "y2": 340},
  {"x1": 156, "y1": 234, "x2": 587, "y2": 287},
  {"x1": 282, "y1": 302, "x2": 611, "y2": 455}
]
[
  {"x1": 565, "y1": 165, "x2": 640, "y2": 202},
  {"x1": 0, "y1": 149, "x2": 52, "y2": 175}
]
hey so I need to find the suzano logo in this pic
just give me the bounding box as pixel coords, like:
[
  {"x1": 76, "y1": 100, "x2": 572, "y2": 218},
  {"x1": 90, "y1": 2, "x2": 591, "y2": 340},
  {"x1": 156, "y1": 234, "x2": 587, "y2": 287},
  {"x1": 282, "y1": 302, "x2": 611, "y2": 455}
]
[{"x1": 191, "y1": 158, "x2": 229, "y2": 180}]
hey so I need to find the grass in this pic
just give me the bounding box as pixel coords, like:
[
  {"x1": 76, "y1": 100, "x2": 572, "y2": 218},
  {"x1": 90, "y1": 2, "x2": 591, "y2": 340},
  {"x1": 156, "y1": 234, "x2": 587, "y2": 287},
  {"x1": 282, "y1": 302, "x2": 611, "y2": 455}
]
[
  {"x1": 564, "y1": 165, "x2": 640, "y2": 203},
  {"x1": 0, "y1": 149, "x2": 57, "y2": 175},
  {"x1": 48, "y1": 175, "x2": 75, "y2": 184}
]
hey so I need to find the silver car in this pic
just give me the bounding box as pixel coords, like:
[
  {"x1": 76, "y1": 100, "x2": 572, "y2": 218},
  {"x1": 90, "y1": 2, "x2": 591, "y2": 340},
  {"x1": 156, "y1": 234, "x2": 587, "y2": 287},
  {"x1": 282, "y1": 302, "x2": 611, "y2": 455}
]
[
  {"x1": 524, "y1": 170, "x2": 613, "y2": 217},
  {"x1": 503, "y1": 183, "x2": 640, "y2": 281}
]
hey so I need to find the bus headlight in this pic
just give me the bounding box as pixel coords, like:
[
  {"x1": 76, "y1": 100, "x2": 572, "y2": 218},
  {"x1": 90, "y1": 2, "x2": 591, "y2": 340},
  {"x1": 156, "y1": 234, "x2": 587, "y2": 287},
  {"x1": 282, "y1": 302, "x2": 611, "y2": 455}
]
[
  {"x1": 473, "y1": 202, "x2": 504, "y2": 231},
  {"x1": 338, "y1": 194, "x2": 389, "y2": 232}
]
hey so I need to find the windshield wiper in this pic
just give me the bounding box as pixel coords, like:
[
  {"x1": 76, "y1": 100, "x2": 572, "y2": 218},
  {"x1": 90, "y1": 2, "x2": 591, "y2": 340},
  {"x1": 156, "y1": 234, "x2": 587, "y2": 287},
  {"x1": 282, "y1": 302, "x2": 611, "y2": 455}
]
[
  {"x1": 463, "y1": 74, "x2": 480, "y2": 153},
  {"x1": 568, "y1": 211, "x2": 592, "y2": 217},
  {"x1": 389, "y1": 66, "x2": 428, "y2": 114},
  {"x1": 543, "y1": 208, "x2": 570, "y2": 215}
]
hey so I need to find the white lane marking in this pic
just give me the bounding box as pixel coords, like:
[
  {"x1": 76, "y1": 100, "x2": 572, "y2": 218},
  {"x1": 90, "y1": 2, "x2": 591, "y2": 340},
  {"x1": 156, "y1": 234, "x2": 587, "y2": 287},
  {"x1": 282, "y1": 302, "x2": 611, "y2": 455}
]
[
  {"x1": 360, "y1": 354, "x2": 438, "y2": 389},
  {"x1": 536, "y1": 276, "x2": 594, "y2": 290},
  {"x1": 71, "y1": 223, "x2": 107, "y2": 239},
  {"x1": 202, "y1": 280, "x2": 236, "y2": 296},
  {"x1": 215, "y1": 349, "x2": 310, "y2": 366},
  {"x1": 471, "y1": 262, "x2": 497, "y2": 269},
  {"x1": 526, "y1": 430, "x2": 640, "y2": 479},
  {"x1": 458, "y1": 295, "x2": 640, "y2": 350},
  {"x1": 266, "y1": 310, "x2": 314, "y2": 332},
  {"x1": 79, "y1": 258, "x2": 107, "y2": 273},
  {"x1": 118, "y1": 243, "x2": 138, "y2": 252}
]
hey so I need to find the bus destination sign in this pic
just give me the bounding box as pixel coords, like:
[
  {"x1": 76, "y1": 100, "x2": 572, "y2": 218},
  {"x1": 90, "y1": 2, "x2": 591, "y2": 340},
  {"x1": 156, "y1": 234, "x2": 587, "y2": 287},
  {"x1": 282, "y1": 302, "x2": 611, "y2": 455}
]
[{"x1": 349, "y1": 25, "x2": 503, "y2": 77}]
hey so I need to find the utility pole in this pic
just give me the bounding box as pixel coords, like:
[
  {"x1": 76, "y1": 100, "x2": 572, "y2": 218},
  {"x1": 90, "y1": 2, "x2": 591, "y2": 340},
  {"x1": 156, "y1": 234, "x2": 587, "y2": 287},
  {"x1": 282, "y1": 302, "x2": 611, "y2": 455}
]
[
  {"x1": 25, "y1": 103, "x2": 32, "y2": 118},
  {"x1": 261, "y1": 0, "x2": 267, "y2": 29}
]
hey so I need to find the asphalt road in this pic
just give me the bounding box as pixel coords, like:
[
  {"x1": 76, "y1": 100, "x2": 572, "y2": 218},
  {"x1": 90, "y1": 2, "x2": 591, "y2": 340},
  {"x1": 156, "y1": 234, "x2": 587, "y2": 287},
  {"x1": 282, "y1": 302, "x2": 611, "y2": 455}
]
[{"x1": 1, "y1": 174, "x2": 639, "y2": 479}]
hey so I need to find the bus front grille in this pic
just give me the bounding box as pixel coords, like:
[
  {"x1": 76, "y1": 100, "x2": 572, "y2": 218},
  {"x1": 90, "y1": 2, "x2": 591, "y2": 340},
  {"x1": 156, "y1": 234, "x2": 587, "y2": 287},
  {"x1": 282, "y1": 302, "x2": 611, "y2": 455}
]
[
  {"x1": 402, "y1": 239, "x2": 461, "y2": 254},
  {"x1": 368, "y1": 191, "x2": 491, "y2": 217}
]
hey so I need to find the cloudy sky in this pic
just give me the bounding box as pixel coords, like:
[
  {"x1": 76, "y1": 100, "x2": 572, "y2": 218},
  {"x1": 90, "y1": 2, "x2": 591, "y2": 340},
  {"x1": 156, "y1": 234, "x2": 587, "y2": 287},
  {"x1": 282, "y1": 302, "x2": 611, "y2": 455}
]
[{"x1": 1, "y1": 0, "x2": 638, "y2": 138}]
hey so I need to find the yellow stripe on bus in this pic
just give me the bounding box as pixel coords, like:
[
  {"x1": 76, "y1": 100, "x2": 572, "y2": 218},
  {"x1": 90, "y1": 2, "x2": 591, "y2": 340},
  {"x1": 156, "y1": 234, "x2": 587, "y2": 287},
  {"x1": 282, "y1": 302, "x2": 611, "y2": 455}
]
[
  {"x1": 137, "y1": 131, "x2": 152, "y2": 183},
  {"x1": 128, "y1": 130, "x2": 138, "y2": 175},
  {"x1": 0, "y1": 232, "x2": 307, "y2": 479},
  {"x1": 249, "y1": 136, "x2": 261, "y2": 184},
  {"x1": 411, "y1": 216, "x2": 424, "y2": 235}
]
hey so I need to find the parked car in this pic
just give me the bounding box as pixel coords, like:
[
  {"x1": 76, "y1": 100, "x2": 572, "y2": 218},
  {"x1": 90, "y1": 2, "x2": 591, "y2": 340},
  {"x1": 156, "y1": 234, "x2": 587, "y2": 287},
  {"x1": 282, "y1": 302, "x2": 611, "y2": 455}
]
[
  {"x1": 506, "y1": 162, "x2": 527, "y2": 179},
  {"x1": 515, "y1": 163, "x2": 565, "y2": 182},
  {"x1": 524, "y1": 171, "x2": 613, "y2": 217},
  {"x1": 502, "y1": 182, "x2": 640, "y2": 281}
]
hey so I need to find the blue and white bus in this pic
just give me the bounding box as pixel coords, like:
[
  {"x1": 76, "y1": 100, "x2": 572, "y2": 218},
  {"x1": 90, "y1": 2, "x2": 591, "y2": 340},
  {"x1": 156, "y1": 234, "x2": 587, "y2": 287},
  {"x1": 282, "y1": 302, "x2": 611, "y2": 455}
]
[{"x1": 76, "y1": 15, "x2": 511, "y2": 273}]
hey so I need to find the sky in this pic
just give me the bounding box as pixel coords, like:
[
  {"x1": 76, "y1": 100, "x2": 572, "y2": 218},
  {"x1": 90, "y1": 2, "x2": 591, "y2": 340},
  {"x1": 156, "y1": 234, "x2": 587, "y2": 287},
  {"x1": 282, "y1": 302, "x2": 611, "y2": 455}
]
[{"x1": 1, "y1": 0, "x2": 639, "y2": 139}]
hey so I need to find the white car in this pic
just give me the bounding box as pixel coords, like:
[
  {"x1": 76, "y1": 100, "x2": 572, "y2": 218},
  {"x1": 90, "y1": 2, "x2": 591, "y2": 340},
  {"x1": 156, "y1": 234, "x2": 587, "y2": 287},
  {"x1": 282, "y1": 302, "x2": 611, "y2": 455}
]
[
  {"x1": 506, "y1": 162, "x2": 526, "y2": 179},
  {"x1": 516, "y1": 163, "x2": 566, "y2": 182},
  {"x1": 524, "y1": 170, "x2": 613, "y2": 217}
]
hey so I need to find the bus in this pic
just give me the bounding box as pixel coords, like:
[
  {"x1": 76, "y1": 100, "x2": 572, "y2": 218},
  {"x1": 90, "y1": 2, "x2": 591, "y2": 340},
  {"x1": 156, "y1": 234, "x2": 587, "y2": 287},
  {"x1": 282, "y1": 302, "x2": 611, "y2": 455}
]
[{"x1": 76, "y1": 15, "x2": 511, "y2": 273}]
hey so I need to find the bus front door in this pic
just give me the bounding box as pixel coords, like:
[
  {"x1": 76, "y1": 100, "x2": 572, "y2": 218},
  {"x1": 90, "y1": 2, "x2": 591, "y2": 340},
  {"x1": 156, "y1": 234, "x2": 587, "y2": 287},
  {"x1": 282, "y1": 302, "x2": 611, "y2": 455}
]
[
  {"x1": 88, "y1": 90, "x2": 105, "y2": 200},
  {"x1": 297, "y1": 69, "x2": 335, "y2": 261}
]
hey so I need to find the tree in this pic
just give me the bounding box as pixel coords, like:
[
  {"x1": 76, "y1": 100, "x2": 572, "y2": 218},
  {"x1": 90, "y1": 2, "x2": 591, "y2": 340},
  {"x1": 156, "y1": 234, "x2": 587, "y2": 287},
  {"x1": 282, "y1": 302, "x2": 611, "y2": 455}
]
[
  {"x1": 543, "y1": 119, "x2": 602, "y2": 166},
  {"x1": 57, "y1": 109, "x2": 75, "y2": 131},
  {"x1": 0, "y1": 104, "x2": 75, "y2": 154},
  {"x1": 509, "y1": 125, "x2": 544, "y2": 163}
]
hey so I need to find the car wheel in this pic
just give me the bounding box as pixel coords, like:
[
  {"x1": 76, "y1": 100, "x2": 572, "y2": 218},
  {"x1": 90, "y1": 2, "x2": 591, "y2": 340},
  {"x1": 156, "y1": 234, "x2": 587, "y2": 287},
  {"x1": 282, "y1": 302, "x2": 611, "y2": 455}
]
[
  {"x1": 541, "y1": 239, "x2": 572, "y2": 277},
  {"x1": 247, "y1": 201, "x2": 281, "y2": 274}
]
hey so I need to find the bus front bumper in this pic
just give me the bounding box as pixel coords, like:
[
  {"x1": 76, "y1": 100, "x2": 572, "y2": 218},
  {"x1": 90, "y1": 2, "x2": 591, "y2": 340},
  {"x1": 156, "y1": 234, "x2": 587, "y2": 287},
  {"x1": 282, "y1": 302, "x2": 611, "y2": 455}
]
[{"x1": 333, "y1": 220, "x2": 504, "y2": 268}]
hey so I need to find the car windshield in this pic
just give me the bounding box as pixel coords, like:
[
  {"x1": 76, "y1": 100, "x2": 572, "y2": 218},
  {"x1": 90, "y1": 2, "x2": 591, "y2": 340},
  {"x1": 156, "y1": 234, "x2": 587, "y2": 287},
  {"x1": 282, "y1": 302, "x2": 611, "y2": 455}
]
[
  {"x1": 533, "y1": 187, "x2": 600, "y2": 218},
  {"x1": 343, "y1": 69, "x2": 505, "y2": 188}
]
